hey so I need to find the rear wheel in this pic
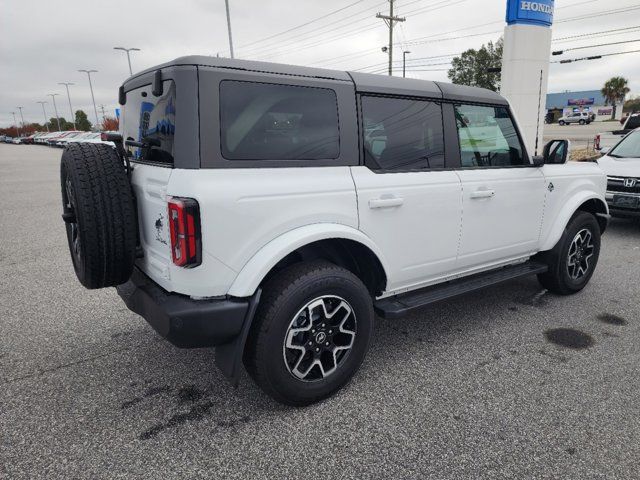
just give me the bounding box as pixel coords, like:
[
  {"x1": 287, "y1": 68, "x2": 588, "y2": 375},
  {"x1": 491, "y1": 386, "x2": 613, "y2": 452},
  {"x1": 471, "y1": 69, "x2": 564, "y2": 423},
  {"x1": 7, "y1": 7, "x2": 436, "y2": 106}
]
[
  {"x1": 244, "y1": 261, "x2": 374, "y2": 406},
  {"x1": 537, "y1": 211, "x2": 601, "y2": 295},
  {"x1": 579, "y1": 119, "x2": 586, "y2": 125},
  {"x1": 60, "y1": 143, "x2": 137, "y2": 289},
  {"x1": 559, "y1": 120, "x2": 566, "y2": 126}
]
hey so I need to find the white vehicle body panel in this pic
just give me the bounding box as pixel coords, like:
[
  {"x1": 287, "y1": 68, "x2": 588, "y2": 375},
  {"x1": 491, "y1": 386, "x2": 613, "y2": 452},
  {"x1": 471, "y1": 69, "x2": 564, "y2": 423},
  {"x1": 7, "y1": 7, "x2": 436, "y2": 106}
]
[
  {"x1": 350, "y1": 166, "x2": 462, "y2": 292},
  {"x1": 597, "y1": 155, "x2": 640, "y2": 178},
  {"x1": 538, "y1": 162, "x2": 607, "y2": 251},
  {"x1": 455, "y1": 167, "x2": 546, "y2": 268}
]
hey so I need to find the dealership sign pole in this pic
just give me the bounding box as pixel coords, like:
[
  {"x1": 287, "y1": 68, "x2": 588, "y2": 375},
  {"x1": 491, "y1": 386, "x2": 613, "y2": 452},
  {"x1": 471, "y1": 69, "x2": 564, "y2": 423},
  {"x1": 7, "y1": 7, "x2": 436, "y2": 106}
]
[{"x1": 501, "y1": 0, "x2": 554, "y2": 156}]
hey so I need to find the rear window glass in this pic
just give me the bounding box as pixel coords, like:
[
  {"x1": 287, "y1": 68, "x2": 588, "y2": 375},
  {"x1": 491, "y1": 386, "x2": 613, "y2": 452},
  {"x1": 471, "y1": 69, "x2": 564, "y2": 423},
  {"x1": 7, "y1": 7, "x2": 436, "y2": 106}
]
[
  {"x1": 626, "y1": 115, "x2": 640, "y2": 130},
  {"x1": 219, "y1": 81, "x2": 340, "y2": 161},
  {"x1": 122, "y1": 80, "x2": 176, "y2": 163}
]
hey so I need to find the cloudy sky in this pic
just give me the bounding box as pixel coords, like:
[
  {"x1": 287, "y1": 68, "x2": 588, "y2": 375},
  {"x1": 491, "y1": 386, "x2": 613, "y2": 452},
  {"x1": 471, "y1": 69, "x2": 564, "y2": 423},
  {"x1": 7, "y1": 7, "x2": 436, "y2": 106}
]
[{"x1": 2, "y1": 0, "x2": 640, "y2": 128}]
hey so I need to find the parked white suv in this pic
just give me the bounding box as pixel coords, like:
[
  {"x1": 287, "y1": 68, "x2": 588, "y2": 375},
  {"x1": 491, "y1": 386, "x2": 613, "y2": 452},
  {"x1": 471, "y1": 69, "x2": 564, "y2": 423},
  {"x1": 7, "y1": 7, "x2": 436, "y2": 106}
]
[
  {"x1": 60, "y1": 57, "x2": 608, "y2": 405},
  {"x1": 558, "y1": 112, "x2": 592, "y2": 126}
]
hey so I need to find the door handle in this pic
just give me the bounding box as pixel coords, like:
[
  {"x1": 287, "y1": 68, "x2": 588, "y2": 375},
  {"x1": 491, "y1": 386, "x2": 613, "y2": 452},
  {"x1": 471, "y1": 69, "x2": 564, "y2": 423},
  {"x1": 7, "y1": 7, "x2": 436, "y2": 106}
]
[
  {"x1": 470, "y1": 189, "x2": 495, "y2": 199},
  {"x1": 369, "y1": 195, "x2": 404, "y2": 209}
]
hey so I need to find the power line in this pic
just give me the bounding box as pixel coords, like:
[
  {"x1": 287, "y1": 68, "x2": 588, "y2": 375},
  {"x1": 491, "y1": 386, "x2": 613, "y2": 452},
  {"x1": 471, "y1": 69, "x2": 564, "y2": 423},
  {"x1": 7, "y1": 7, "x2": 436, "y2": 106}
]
[
  {"x1": 553, "y1": 25, "x2": 640, "y2": 43},
  {"x1": 556, "y1": 5, "x2": 640, "y2": 23},
  {"x1": 552, "y1": 48, "x2": 640, "y2": 64},
  {"x1": 553, "y1": 38, "x2": 640, "y2": 55},
  {"x1": 237, "y1": 0, "x2": 367, "y2": 50},
  {"x1": 240, "y1": 1, "x2": 387, "y2": 56}
]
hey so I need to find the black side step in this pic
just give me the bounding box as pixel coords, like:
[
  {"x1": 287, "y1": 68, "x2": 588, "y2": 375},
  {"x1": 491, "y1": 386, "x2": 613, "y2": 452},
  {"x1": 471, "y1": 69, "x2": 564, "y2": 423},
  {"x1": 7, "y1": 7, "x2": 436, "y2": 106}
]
[{"x1": 374, "y1": 261, "x2": 548, "y2": 319}]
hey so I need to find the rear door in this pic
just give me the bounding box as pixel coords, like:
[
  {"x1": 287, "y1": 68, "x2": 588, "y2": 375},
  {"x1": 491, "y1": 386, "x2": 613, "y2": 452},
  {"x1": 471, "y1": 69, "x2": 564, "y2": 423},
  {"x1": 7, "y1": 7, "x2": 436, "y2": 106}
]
[
  {"x1": 453, "y1": 104, "x2": 546, "y2": 270},
  {"x1": 351, "y1": 95, "x2": 462, "y2": 292}
]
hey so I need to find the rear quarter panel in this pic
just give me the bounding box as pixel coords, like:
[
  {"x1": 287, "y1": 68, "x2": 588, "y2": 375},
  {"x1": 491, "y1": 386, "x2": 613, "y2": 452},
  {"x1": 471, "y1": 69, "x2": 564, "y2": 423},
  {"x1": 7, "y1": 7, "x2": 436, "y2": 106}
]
[{"x1": 166, "y1": 167, "x2": 358, "y2": 295}]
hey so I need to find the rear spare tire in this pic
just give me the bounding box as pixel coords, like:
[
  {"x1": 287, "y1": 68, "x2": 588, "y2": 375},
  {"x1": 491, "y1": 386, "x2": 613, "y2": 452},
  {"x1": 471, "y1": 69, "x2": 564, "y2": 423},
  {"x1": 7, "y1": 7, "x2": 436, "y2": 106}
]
[{"x1": 60, "y1": 143, "x2": 137, "y2": 289}]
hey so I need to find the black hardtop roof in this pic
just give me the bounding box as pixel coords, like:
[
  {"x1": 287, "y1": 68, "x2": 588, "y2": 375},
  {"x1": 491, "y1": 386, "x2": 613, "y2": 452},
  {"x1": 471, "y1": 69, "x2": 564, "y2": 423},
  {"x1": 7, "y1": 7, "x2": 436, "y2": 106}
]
[{"x1": 126, "y1": 55, "x2": 508, "y2": 105}]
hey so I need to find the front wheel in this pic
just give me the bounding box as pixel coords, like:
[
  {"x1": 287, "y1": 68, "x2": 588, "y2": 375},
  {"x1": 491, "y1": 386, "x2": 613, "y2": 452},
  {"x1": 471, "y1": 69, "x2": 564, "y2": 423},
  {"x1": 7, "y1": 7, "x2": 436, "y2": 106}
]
[
  {"x1": 244, "y1": 261, "x2": 374, "y2": 406},
  {"x1": 537, "y1": 211, "x2": 601, "y2": 295},
  {"x1": 559, "y1": 120, "x2": 566, "y2": 126}
]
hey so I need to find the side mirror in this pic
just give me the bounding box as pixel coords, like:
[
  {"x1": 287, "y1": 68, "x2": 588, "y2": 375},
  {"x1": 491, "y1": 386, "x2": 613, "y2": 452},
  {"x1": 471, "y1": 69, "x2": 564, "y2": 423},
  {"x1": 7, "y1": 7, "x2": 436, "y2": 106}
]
[
  {"x1": 543, "y1": 139, "x2": 569, "y2": 165},
  {"x1": 599, "y1": 146, "x2": 610, "y2": 155}
]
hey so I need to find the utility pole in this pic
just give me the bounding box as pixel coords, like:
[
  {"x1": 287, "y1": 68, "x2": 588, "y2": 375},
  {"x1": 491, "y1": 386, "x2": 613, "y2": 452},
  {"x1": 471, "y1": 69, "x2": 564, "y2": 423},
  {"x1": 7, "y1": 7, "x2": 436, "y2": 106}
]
[
  {"x1": 98, "y1": 104, "x2": 107, "y2": 126},
  {"x1": 10, "y1": 111, "x2": 19, "y2": 137},
  {"x1": 224, "y1": 0, "x2": 235, "y2": 58},
  {"x1": 37, "y1": 101, "x2": 50, "y2": 132},
  {"x1": 376, "y1": 0, "x2": 405, "y2": 76},
  {"x1": 47, "y1": 93, "x2": 62, "y2": 131},
  {"x1": 403, "y1": 50, "x2": 411, "y2": 78},
  {"x1": 113, "y1": 47, "x2": 140, "y2": 76},
  {"x1": 78, "y1": 70, "x2": 100, "y2": 129},
  {"x1": 59, "y1": 83, "x2": 76, "y2": 129},
  {"x1": 16, "y1": 106, "x2": 25, "y2": 131}
]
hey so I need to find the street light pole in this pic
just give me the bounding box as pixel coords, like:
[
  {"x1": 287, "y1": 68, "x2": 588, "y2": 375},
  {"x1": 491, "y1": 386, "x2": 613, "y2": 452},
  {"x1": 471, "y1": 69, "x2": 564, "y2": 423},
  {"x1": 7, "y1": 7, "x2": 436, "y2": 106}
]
[
  {"x1": 78, "y1": 69, "x2": 99, "y2": 129},
  {"x1": 16, "y1": 106, "x2": 25, "y2": 131},
  {"x1": 58, "y1": 82, "x2": 76, "y2": 129},
  {"x1": 10, "y1": 111, "x2": 19, "y2": 137},
  {"x1": 47, "y1": 94, "x2": 62, "y2": 131},
  {"x1": 403, "y1": 50, "x2": 411, "y2": 78},
  {"x1": 224, "y1": 0, "x2": 235, "y2": 58},
  {"x1": 113, "y1": 47, "x2": 140, "y2": 76},
  {"x1": 36, "y1": 101, "x2": 49, "y2": 132}
]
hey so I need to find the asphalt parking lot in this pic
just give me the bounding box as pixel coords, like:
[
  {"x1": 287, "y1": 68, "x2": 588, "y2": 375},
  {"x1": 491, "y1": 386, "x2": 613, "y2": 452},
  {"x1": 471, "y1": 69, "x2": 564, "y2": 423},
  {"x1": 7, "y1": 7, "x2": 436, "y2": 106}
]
[{"x1": 1, "y1": 144, "x2": 639, "y2": 479}]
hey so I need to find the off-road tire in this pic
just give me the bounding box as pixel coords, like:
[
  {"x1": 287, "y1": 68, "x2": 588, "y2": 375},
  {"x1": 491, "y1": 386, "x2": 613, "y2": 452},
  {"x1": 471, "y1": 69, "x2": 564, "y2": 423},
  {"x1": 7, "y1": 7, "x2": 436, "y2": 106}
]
[
  {"x1": 60, "y1": 143, "x2": 137, "y2": 289},
  {"x1": 536, "y1": 211, "x2": 601, "y2": 295},
  {"x1": 244, "y1": 261, "x2": 374, "y2": 406}
]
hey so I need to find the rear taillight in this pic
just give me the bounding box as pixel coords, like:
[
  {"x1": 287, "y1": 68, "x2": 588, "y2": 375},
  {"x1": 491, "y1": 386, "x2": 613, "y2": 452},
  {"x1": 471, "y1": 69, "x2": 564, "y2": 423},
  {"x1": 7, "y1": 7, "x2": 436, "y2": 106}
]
[{"x1": 167, "y1": 197, "x2": 201, "y2": 268}]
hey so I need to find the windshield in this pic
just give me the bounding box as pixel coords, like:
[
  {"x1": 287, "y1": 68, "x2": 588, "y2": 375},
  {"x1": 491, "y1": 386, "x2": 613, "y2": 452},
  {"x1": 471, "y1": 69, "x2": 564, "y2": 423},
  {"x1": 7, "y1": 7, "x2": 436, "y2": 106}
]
[{"x1": 609, "y1": 129, "x2": 640, "y2": 158}]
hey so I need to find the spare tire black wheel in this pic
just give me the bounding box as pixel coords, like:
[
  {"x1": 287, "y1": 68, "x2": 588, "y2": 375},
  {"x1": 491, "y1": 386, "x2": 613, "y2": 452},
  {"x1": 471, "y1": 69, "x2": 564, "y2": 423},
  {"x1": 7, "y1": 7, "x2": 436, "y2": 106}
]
[{"x1": 60, "y1": 143, "x2": 137, "y2": 289}]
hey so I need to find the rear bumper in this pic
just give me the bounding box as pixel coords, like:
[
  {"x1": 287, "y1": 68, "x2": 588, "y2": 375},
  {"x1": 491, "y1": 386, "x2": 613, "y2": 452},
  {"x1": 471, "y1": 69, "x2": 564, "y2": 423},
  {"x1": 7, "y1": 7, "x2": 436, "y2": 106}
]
[{"x1": 116, "y1": 268, "x2": 250, "y2": 348}]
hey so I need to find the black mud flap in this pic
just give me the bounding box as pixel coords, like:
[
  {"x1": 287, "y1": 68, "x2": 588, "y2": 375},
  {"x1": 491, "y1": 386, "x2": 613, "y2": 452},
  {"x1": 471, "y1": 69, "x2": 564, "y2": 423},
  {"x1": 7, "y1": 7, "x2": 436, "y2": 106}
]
[{"x1": 215, "y1": 289, "x2": 262, "y2": 387}]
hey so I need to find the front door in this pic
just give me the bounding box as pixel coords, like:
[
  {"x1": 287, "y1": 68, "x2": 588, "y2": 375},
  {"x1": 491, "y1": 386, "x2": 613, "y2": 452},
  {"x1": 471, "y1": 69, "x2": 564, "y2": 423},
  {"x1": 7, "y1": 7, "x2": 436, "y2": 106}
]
[
  {"x1": 351, "y1": 95, "x2": 463, "y2": 293},
  {"x1": 453, "y1": 103, "x2": 546, "y2": 270}
]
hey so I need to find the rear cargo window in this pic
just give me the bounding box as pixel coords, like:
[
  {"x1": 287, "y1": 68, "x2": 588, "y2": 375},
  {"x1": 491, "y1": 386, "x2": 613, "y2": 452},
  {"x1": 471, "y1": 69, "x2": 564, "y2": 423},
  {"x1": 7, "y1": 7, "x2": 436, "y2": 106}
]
[
  {"x1": 219, "y1": 81, "x2": 340, "y2": 161},
  {"x1": 122, "y1": 80, "x2": 176, "y2": 163}
]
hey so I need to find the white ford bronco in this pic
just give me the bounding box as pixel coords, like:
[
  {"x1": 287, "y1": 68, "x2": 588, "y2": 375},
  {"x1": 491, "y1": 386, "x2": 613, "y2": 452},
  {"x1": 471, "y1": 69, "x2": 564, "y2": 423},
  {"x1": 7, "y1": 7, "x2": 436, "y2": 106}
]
[{"x1": 61, "y1": 56, "x2": 608, "y2": 406}]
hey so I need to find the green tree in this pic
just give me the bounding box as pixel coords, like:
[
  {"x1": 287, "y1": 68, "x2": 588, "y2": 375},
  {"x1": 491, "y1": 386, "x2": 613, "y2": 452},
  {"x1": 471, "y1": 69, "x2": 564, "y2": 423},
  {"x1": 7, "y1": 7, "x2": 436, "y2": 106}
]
[
  {"x1": 47, "y1": 117, "x2": 66, "y2": 131},
  {"x1": 601, "y1": 77, "x2": 630, "y2": 120},
  {"x1": 447, "y1": 38, "x2": 503, "y2": 92},
  {"x1": 624, "y1": 95, "x2": 640, "y2": 114},
  {"x1": 75, "y1": 110, "x2": 92, "y2": 131}
]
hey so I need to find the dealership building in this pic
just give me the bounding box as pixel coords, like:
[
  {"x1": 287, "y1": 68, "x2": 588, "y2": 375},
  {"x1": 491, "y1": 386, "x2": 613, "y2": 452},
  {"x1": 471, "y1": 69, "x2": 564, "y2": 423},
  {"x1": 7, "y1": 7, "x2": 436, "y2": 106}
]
[{"x1": 545, "y1": 90, "x2": 623, "y2": 122}]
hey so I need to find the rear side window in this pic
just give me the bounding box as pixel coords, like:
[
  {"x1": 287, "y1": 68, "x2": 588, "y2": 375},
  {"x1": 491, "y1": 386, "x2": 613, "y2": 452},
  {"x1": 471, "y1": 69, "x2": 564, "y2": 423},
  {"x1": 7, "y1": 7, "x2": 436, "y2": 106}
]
[
  {"x1": 361, "y1": 95, "x2": 445, "y2": 171},
  {"x1": 122, "y1": 80, "x2": 176, "y2": 163},
  {"x1": 454, "y1": 104, "x2": 527, "y2": 167},
  {"x1": 219, "y1": 81, "x2": 340, "y2": 160}
]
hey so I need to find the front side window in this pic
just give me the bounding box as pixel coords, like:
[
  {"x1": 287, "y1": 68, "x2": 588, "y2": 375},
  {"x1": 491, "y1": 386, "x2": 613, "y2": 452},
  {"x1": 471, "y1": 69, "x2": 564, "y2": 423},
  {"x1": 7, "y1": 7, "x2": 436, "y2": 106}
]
[
  {"x1": 455, "y1": 104, "x2": 527, "y2": 167},
  {"x1": 220, "y1": 81, "x2": 339, "y2": 161},
  {"x1": 361, "y1": 95, "x2": 445, "y2": 171}
]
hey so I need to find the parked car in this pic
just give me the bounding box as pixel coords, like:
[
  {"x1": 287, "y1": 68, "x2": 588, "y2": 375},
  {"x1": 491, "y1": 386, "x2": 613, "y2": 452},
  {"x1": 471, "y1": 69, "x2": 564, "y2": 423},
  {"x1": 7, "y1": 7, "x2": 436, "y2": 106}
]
[
  {"x1": 558, "y1": 112, "x2": 591, "y2": 125},
  {"x1": 597, "y1": 127, "x2": 640, "y2": 219},
  {"x1": 595, "y1": 113, "x2": 640, "y2": 152},
  {"x1": 59, "y1": 56, "x2": 608, "y2": 406},
  {"x1": 50, "y1": 131, "x2": 83, "y2": 147}
]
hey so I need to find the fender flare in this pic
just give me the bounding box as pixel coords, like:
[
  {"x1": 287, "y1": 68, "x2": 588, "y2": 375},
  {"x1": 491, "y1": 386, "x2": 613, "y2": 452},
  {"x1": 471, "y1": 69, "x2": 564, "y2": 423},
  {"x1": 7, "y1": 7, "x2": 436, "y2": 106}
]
[
  {"x1": 539, "y1": 192, "x2": 608, "y2": 251},
  {"x1": 227, "y1": 223, "x2": 390, "y2": 298}
]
